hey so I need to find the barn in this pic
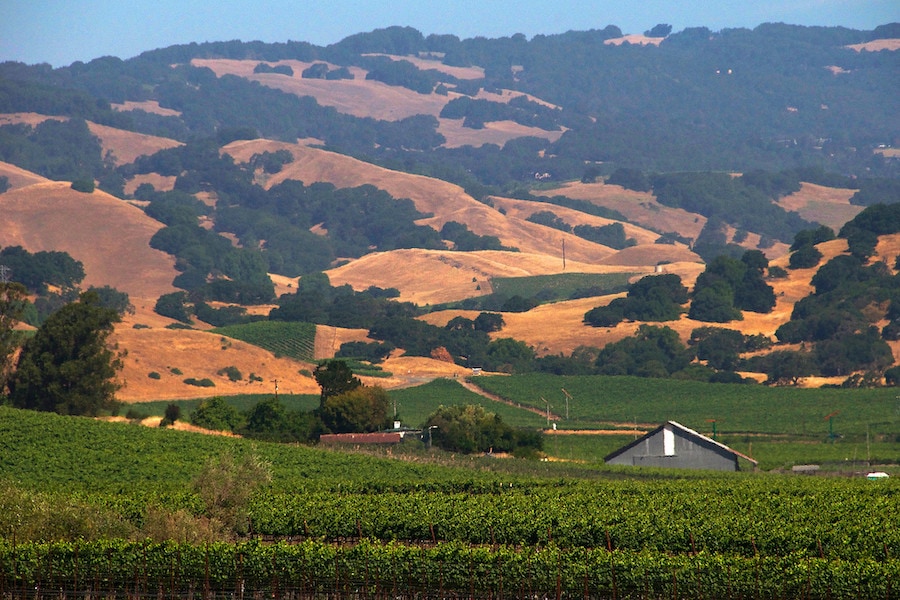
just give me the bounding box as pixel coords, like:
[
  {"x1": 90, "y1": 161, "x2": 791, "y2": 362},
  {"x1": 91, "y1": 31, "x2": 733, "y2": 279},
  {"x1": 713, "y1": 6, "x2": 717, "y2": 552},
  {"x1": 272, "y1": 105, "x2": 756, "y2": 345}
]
[{"x1": 604, "y1": 421, "x2": 757, "y2": 472}]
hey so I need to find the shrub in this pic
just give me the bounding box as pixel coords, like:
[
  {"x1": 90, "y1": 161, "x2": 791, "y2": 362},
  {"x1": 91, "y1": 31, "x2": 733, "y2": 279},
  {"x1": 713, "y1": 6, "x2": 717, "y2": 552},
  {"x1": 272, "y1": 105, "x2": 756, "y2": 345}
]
[
  {"x1": 184, "y1": 377, "x2": 215, "y2": 387},
  {"x1": 148, "y1": 371, "x2": 161, "y2": 380},
  {"x1": 217, "y1": 366, "x2": 242, "y2": 382}
]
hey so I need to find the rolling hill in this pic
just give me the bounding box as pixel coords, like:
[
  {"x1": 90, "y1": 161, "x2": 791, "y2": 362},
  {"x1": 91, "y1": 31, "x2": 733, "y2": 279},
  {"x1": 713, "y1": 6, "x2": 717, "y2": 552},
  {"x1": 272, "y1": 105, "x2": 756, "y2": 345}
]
[{"x1": 1, "y1": 22, "x2": 898, "y2": 401}]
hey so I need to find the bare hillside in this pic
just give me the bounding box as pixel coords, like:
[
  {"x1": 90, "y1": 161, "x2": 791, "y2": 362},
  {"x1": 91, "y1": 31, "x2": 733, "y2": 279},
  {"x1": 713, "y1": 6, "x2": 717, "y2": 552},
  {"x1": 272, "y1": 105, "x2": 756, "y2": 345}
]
[
  {"x1": 0, "y1": 161, "x2": 49, "y2": 190},
  {"x1": 86, "y1": 122, "x2": 182, "y2": 166},
  {"x1": 113, "y1": 327, "x2": 320, "y2": 402},
  {"x1": 535, "y1": 181, "x2": 708, "y2": 243},
  {"x1": 776, "y1": 183, "x2": 861, "y2": 232},
  {"x1": 0, "y1": 181, "x2": 178, "y2": 313},
  {"x1": 325, "y1": 248, "x2": 651, "y2": 305}
]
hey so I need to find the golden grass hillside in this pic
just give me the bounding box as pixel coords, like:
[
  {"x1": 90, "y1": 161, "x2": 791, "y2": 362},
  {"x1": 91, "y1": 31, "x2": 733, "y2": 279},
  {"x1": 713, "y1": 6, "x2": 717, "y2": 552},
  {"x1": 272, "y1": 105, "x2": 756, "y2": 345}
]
[
  {"x1": 223, "y1": 139, "x2": 619, "y2": 260},
  {"x1": 0, "y1": 160, "x2": 49, "y2": 190},
  {"x1": 0, "y1": 181, "x2": 178, "y2": 315}
]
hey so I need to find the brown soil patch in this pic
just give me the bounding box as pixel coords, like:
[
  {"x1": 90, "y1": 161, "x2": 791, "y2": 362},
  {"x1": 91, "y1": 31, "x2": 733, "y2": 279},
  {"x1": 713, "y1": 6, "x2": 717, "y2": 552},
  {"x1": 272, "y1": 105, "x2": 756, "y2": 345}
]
[
  {"x1": 605, "y1": 35, "x2": 665, "y2": 46},
  {"x1": 364, "y1": 54, "x2": 485, "y2": 80},
  {"x1": 535, "y1": 181, "x2": 707, "y2": 242},
  {"x1": 846, "y1": 39, "x2": 900, "y2": 52},
  {"x1": 111, "y1": 101, "x2": 182, "y2": 117},
  {"x1": 124, "y1": 173, "x2": 177, "y2": 195},
  {"x1": 113, "y1": 327, "x2": 320, "y2": 402},
  {"x1": 86, "y1": 122, "x2": 182, "y2": 166},
  {"x1": 438, "y1": 119, "x2": 564, "y2": 148},
  {"x1": 0, "y1": 112, "x2": 65, "y2": 127},
  {"x1": 0, "y1": 161, "x2": 49, "y2": 190},
  {"x1": 0, "y1": 182, "x2": 178, "y2": 315},
  {"x1": 876, "y1": 148, "x2": 900, "y2": 158},
  {"x1": 777, "y1": 182, "x2": 861, "y2": 231},
  {"x1": 314, "y1": 325, "x2": 371, "y2": 360},
  {"x1": 372, "y1": 356, "x2": 473, "y2": 389}
]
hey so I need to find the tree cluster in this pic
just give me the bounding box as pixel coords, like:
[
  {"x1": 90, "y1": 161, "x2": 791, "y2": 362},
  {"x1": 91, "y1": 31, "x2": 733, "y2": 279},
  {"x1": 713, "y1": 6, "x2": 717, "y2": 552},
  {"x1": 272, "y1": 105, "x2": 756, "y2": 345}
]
[{"x1": 585, "y1": 273, "x2": 688, "y2": 327}]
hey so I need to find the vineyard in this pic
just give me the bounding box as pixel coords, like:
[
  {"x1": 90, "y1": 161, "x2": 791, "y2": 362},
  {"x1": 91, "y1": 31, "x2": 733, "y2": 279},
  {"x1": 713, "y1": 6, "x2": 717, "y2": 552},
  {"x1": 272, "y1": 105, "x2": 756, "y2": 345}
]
[
  {"x1": 212, "y1": 321, "x2": 317, "y2": 362},
  {"x1": 1, "y1": 402, "x2": 898, "y2": 598},
  {"x1": 469, "y1": 374, "x2": 900, "y2": 437},
  {"x1": 1, "y1": 539, "x2": 897, "y2": 599}
]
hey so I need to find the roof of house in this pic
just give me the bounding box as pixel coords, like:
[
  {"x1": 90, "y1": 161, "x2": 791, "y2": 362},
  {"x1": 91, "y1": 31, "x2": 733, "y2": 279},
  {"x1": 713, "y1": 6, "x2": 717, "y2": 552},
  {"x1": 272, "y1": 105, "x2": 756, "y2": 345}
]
[
  {"x1": 604, "y1": 420, "x2": 758, "y2": 466},
  {"x1": 319, "y1": 432, "x2": 403, "y2": 445}
]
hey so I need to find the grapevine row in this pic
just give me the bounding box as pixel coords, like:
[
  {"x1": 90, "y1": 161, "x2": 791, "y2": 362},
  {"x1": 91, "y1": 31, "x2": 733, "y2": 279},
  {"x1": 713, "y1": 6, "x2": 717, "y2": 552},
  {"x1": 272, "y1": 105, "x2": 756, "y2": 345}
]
[{"x1": 1, "y1": 539, "x2": 896, "y2": 599}]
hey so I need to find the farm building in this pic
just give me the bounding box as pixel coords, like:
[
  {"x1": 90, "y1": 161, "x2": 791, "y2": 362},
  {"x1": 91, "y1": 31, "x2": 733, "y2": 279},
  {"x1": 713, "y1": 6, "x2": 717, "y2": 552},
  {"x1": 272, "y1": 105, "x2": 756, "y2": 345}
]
[{"x1": 604, "y1": 421, "x2": 757, "y2": 472}]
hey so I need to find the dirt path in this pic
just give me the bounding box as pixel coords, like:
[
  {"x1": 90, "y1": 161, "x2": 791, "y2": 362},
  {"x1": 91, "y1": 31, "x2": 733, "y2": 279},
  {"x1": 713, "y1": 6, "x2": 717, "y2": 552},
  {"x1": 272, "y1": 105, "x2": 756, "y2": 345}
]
[{"x1": 458, "y1": 378, "x2": 562, "y2": 421}]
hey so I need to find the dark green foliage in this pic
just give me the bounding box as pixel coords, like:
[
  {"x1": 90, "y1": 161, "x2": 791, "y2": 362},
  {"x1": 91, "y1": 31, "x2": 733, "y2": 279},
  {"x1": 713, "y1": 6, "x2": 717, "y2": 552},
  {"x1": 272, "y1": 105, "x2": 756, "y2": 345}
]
[
  {"x1": 0, "y1": 176, "x2": 9, "y2": 193},
  {"x1": 252, "y1": 62, "x2": 294, "y2": 76},
  {"x1": 213, "y1": 321, "x2": 316, "y2": 362},
  {"x1": 239, "y1": 396, "x2": 323, "y2": 442},
  {"x1": 741, "y1": 350, "x2": 818, "y2": 385},
  {"x1": 840, "y1": 203, "x2": 900, "y2": 259},
  {"x1": 440, "y1": 96, "x2": 561, "y2": 130},
  {"x1": 424, "y1": 403, "x2": 542, "y2": 455},
  {"x1": 0, "y1": 246, "x2": 85, "y2": 294},
  {"x1": 474, "y1": 312, "x2": 504, "y2": 333},
  {"x1": 190, "y1": 396, "x2": 243, "y2": 432},
  {"x1": 690, "y1": 327, "x2": 747, "y2": 371},
  {"x1": 650, "y1": 172, "x2": 814, "y2": 245},
  {"x1": 336, "y1": 341, "x2": 395, "y2": 363},
  {"x1": 218, "y1": 366, "x2": 242, "y2": 382},
  {"x1": 363, "y1": 56, "x2": 438, "y2": 94},
  {"x1": 320, "y1": 385, "x2": 392, "y2": 433},
  {"x1": 525, "y1": 210, "x2": 571, "y2": 232},
  {"x1": 70, "y1": 178, "x2": 95, "y2": 193},
  {"x1": 270, "y1": 273, "x2": 418, "y2": 329},
  {"x1": 595, "y1": 325, "x2": 693, "y2": 378},
  {"x1": 689, "y1": 252, "x2": 774, "y2": 322},
  {"x1": 440, "y1": 221, "x2": 511, "y2": 251},
  {"x1": 0, "y1": 119, "x2": 106, "y2": 183},
  {"x1": 585, "y1": 273, "x2": 688, "y2": 327},
  {"x1": 0, "y1": 282, "x2": 28, "y2": 397},
  {"x1": 86, "y1": 285, "x2": 132, "y2": 316},
  {"x1": 572, "y1": 222, "x2": 636, "y2": 249},
  {"x1": 848, "y1": 178, "x2": 900, "y2": 207},
  {"x1": 314, "y1": 359, "x2": 362, "y2": 406},
  {"x1": 154, "y1": 292, "x2": 191, "y2": 323},
  {"x1": 184, "y1": 377, "x2": 215, "y2": 387},
  {"x1": 249, "y1": 149, "x2": 293, "y2": 174},
  {"x1": 790, "y1": 226, "x2": 835, "y2": 251},
  {"x1": 789, "y1": 244, "x2": 824, "y2": 269},
  {"x1": 607, "y1": 167, "x2": 651, "y2": 192},
  {"x1": 10, "y1": 291, "x2": 122, "y2": 415},
  {"x1": 160, "y1": 403, "x2": 181, "y2": 427}
]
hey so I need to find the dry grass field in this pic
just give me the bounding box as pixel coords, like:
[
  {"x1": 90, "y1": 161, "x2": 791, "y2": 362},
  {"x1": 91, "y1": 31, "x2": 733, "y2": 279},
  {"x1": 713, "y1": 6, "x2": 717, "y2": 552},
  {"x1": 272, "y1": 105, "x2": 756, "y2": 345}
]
[
  {"x1": 0, "y1": 181, "x2": 178, "y2": 314},
  {"x1": 0, "y1": 160, "x2": 49, "y2": 190},
  {"x1": 85, "y1": 122, "x2": 182, "y2": 166}
]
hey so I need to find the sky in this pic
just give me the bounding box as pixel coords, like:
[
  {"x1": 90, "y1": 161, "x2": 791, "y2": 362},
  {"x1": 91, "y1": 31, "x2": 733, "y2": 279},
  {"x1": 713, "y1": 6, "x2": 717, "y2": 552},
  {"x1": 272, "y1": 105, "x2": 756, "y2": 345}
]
[{"x1": 2, "y1": 0, "x2": 898, "y2": 67}]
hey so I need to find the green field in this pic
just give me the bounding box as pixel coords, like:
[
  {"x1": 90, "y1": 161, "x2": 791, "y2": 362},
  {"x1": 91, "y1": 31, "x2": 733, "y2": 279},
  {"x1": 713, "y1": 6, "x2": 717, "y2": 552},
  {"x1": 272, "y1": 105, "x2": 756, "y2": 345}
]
[
  {"x1": 491, "y1": 272, "x2": 634, "y2": 302},
  {"x1": 470, "y1": 374, "x2": 900, "y2": 438},
  {"x1": 1, "y1": 405, "x2": 897, "y2": 598},
  {"x1": 212, "y1": 321, "x2": 316, "y2": 362}
]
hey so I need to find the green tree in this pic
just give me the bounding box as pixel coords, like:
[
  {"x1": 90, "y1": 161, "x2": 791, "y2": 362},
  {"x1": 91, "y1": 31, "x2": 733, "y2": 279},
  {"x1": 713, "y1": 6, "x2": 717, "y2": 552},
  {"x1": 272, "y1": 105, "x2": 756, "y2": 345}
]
[
  {"x1": 314, "y1": 359, "x2": 362, "y2": 405},
  {"x1": 0, "y1": 282, "x2": 28, "y2": 397},
  {"x1": 320, "y1": 385, "x2": 392, "y2": 433},
  {"x1": 424, "y1": 404, "x2": 531, "y2": 454},
  {"x1": 190, "y1": 396, "x2": 243, "y2": 432},
  {"x1": 10, "y1": 291, "x2": 122, "y2": 415},
  {"x1": 690, "y1": 327, "x2": 745, "y2": 371}
]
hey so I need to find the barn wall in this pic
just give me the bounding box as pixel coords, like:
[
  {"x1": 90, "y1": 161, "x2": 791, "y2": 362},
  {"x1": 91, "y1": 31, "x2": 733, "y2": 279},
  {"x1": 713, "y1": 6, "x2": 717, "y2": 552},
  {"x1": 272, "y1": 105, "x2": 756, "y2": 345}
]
[{"x1": 606, "y1": 426, "x2": 738, "y2": 471}]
